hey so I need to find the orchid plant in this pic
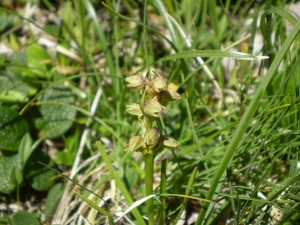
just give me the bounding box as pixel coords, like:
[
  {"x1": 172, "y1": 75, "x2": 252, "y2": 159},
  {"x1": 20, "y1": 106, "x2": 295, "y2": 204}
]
[{"x1": 124, "y1": 70, "x2": 181, "y2": 224}]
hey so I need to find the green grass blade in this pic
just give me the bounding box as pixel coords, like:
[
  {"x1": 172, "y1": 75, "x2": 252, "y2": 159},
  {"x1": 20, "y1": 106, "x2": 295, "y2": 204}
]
[
  {"x1": 158, "y1": 160, "x2": 167, "y2": 225},
  {"x1": 152, "y1": 0, "x2": 179, "y2": 47},
  {"x1": 171, "y1": 167, "x2": 198, "y2": 225},
  {"x1": 156, "y1": 50, "x2": 268, "y2": 63},
  {"x1": 179, "y1": 122, "x2": 238, "y2": 157},
  {"x1": 96, "y1": 141, "x2": 146, "y2": 225},
  {"x1": 75, "y1": 192, "x2": 114, "y2": 225},
  {"x1": 183, "y1": 96, "x2": 206, "y2": 169},
  {"x1": 84, "y1": 0, "x2": 115, "y2": 76},
  {"x1": 195, "y1": 16, "x2": 300, "y2": 225},
  {"x1": 208, "y1": 0, "x2": 221, "y2": 42},
  {"x1": 101, "y1": 2, "x2": 179, "y2": 52},
  {"x1": 190, "y1": 0, "x2": 208, "y2": 50},
  {"x1": 269, "y1": 6, "x2": 298, "y2": 26}
]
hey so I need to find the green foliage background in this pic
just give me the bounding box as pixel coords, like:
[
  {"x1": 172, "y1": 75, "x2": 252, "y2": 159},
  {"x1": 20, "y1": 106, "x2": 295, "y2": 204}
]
[{"x1": 0, "y1": 0, "x2": 300, "y2": 224}]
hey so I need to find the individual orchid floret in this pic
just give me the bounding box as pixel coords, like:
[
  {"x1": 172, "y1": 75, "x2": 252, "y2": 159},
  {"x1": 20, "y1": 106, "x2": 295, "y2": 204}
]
[
  {"x1": 126, "y1": 103, "x2": 143, "y2": 116},
  {"x1": 144, "y1": 96, "x2": 165, "y2": 117},
  {"x1": 151, "y1": 73, "x2": 167, "y2": 93},
  {"x1": 124, "y1": 135, "x2": 144, "y2": 152},
  {"x1": 144, "y1": 127, "x2": 160, "y2": 148},
  {"x1": 151, "y1": 135, "x2": 180, "y2": 154},
  {"x1": 161, "y1": 135, "x2": 180, "y2": 149},
  {"x1": 159, "y1": 88, "x2": 181, "y2": 105},
  {"x1": 125, "y1": 75, "x2": 148, "y2": 90}
]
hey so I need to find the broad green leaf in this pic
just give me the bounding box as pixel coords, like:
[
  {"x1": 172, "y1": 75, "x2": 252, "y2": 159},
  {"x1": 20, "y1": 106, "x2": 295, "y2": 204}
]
[
  {"x1": 24, "y1": 150, "x2": 55, "y2": 191},
  {"x1": 10, "y1": 165, "x2": 23, "y2": 186},
  {"x1": 44, "y1": 183, "x2": 65, "y2": 222},
  {"x1": 0, "y1": 153, "x2": 21, "y2": 193},
  {"x1": 10, "y1": 210, "x2": 39, "y2": 225},
  {"x1": 34, "y1": 87, "x2": 77, "y2": 139},
  {"x1": 7, "y1": 51, "x2": 38, "y2": 80},
  {"x1": 65, "y1": 127, "x2": 80, "y2": 154},
  {"x1": 7, "y1": 51, "x2": 27, "y2": 66},
  {"x1": 27, "y1": 43, "x2": 51, "y2": 79},
  {"x1": 0, "y1": 68, "x2": 30, "y2": 103},
  {"x1": 0, "y1": 90, "x2": 29, "y2": 103},
  {"x1": 54, "y1": 151, "x2": 75, "y2": 166},
  {"x1": 54, "y1": 128, "x2": 79, "y2": 166},
  {"x1": 4, "y1": 52, "x2": 38, "y2": 96},
  {"x1": 0, "y1": 106, "x2": 29, "y2": 151},
  {"x1": 18, "y1": 133, "x2": 33, "y2": 168}
]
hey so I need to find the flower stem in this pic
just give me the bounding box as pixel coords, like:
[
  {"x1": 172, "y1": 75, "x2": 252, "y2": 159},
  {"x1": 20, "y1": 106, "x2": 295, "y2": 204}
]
[{"x1": 145, "y1": 153, "x2": 154, "y2": 225}]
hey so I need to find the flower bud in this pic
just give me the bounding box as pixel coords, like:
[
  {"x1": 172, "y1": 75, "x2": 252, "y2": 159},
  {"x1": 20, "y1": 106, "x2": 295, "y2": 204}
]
[
  {"x1": 126, "y1": 103, "x2": 143, "y2": 116},
  {"x1": 144, "y1": 127, "x2": 160, "y2": 148},
  {"x1": 151, "y1": 73, "x2": 167, "y2": 93},
  {"x1": 124, "y1": 135, "x2": 144, "y2": 152},
  {"x1": 125, "y1": 75, "x2": 148, "y2": 90},
  {"x1": 144, "y1": 96, "x2": 165, "y2": 117}
]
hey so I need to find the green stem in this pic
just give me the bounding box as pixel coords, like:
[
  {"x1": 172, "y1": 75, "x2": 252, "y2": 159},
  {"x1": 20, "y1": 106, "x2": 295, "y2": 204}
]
[
  {"x1": 145, "y1": 153, "x2": 154, "y2": 225},
  {"x1": 159, "y1": 159, "x2": 167, "y2": 225}
]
